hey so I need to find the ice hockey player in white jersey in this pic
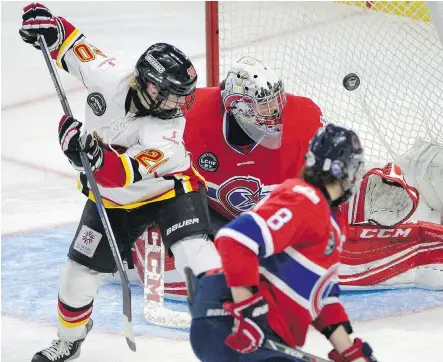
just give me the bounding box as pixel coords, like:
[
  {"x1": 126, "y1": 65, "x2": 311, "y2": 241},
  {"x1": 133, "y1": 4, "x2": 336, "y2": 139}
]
[{"x1": 19, "y1": 3, "x2": 221, "y2": 361}]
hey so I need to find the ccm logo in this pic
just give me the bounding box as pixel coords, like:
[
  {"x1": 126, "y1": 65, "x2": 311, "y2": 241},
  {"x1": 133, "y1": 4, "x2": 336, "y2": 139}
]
[
  {"x1": 166, "y1": 218, "x2": 200, "y2": 236},
  {"x1": 360, "y1": 228, "x2": 412, "y2": 238}
]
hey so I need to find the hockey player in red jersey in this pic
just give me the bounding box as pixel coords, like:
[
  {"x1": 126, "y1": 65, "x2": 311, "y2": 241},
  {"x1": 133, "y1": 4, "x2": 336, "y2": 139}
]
[
  {"x1": 184, "y1": 55, "x2": 322, "y2": 229},
  {"x1": 188, "y1": 124, "x2": 379, "y2": 362},
  {"x1": 19, "y1": 3, "x2": 221, "y2": 361}
]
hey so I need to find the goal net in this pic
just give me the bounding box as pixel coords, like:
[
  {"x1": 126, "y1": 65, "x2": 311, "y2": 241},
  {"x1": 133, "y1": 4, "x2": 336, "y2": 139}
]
[{"x1": 206, "y1": 1, "x2": 443, "y2": 169}]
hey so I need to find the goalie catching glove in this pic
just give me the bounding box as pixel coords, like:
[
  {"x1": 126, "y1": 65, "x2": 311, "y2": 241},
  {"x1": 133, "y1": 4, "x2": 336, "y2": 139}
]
[
  {"x1": 349, "y1": 163, "x2": 419, "y2": 227},
  {"x1": 58, "y1": 115, "x2": 104, "y2": 172}
]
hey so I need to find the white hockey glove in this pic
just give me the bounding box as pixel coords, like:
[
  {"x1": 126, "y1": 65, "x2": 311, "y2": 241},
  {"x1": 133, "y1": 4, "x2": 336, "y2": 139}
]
[
  {"x1": 349, "y1": 163, "x2": 419, "y2": 227},
  {"x1": 394, "y1": 138, "x2": 443, "y2": 219}
]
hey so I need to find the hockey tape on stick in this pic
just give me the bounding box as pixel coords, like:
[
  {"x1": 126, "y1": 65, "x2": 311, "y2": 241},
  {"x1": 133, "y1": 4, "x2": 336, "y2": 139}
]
[
  {"x1": 264, "y1": 339, "x2": 331, "y2": 362},
  {"x1": 37, "y1": 35, "x2": 136, "y2": 352}
]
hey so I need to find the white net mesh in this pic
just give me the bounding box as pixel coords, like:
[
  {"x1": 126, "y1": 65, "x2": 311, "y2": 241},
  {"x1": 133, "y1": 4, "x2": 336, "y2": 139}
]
[{"x1": 217, "y1": 1, "x2": 443, "y2": 169}]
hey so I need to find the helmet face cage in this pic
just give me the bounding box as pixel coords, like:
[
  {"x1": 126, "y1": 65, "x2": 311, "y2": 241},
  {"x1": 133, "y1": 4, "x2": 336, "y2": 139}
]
[
  {"x1": 221, "y1": 57, "x2": 288, "y2": 148},
  {"x1": 223, "y1": 70, "x2": 287, "y2": 131},
  {"x1": 142, "y1": 81, "x2": 196, "y2": 119},
  {"x1": 253, "y1": 79, "x2": 287, "y2": 126}
]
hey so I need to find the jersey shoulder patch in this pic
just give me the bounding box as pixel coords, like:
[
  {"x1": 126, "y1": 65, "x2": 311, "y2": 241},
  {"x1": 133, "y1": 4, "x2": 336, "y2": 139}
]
[{"x1": 87, "y1": 92, "x2": 107, "y2": 116}]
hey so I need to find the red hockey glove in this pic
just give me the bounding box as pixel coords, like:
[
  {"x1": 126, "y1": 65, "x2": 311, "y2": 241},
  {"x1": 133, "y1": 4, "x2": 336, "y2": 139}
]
[
  {"x1": 19, "y1": 3, "x2": 76, "y2": 52},
  {"x1": 223, "y1": 293, "x2": 268, "y2": 354},
  {"x1": 58, "y1": 115, "x2": 104, "y2": 172},
  {"x1": 328, "y1": 338, "x2": 378, "y2": 362}
]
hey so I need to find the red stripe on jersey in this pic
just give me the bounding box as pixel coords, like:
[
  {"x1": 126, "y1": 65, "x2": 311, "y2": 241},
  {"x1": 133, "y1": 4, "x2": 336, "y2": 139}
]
[{"x1": 94, "y1": 149, "x2": 126, "y2": 187}]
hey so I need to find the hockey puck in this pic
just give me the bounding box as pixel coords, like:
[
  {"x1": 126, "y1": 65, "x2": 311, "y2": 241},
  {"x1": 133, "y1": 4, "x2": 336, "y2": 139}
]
[{"x1": 343, "y1": 73, "x2": 360, "y2": 91}]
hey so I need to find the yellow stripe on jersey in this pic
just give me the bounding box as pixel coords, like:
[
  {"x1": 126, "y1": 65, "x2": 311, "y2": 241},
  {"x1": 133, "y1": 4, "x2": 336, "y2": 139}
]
[
  {"x1": 56, "y1": 28, "x2": 81, "y2": 68},
  {"x1": 191, "y1": 164, "x2": 207, "y2": 188},
  {"x1": 87, "y1": 188, "x2": 177, "y2": 209},
  {"x1": 184, "y1": 179, "x2": 192, "y2": 193},
  {"x1": 119, "y1": 154, "x2": 134, "y2": 188},
  {"x1": 175, "y1": 174, "x2": 192, "y2": 193}
]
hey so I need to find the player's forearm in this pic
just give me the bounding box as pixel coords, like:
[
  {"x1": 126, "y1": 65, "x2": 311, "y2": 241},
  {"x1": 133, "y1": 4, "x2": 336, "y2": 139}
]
[
  {"x1": 328, "y1": 325, "x2": 354, "y2": 354},
  {"x1": 231, "y1": 286, "x2": 254, "y2": 303}
]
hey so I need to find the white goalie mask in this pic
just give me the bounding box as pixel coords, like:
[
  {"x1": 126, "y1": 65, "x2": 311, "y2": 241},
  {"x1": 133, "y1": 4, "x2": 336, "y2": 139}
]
[{"x1": 221, "y1": 56, "x2": 287, "y2": 149}]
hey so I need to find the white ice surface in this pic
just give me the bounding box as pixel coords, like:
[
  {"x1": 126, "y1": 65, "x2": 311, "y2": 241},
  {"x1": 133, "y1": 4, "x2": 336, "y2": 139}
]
[
  {"x1": 2, "y1": 2, "x2": 443, "y2": 361},
  {"x1": 3, "y1": 307, "x2": 443, "y2": 361}
]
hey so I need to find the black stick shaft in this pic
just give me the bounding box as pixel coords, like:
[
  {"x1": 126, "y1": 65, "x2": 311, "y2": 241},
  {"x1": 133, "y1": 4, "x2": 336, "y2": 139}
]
[{"x1": 263, "y1": 339, "x2": 331, "y2": 362}]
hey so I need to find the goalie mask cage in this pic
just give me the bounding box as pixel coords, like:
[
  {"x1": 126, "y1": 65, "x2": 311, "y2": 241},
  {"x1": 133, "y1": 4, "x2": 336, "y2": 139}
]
[{"x1": 205, "y1": 1, "x2": 443, "y2": 169}]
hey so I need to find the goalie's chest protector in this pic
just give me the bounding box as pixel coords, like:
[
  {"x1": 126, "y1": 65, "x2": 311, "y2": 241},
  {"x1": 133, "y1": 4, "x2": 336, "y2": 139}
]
[{"x1": 184, "y1": 88, "x2": 307, "y2": 220}]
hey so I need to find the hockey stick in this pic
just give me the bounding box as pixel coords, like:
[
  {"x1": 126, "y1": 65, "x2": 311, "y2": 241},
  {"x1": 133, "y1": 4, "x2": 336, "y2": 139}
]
[
  {"x1": 37, "y1": 35, "x2": 136, "y2": 352},
  {"x1": 263, "y1": 339, "x2": 331, "y2": 362},
  {"x1": 143, "y1": 229, "x2": 191, "y2": 328}
]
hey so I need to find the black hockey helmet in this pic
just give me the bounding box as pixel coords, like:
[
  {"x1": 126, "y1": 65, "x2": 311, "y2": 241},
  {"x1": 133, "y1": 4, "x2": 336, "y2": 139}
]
[
  {"x1": 304, "y1": 123, "x2": 364, "y2": 206},
  {"x1": 134, "y1": 43, "x2": 197, "y2": 119}
]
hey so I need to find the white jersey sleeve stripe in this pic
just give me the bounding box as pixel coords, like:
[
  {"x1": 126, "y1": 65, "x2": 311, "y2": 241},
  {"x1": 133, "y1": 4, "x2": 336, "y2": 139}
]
[
  {"x1": 245, "y1": 211, "x2": 274, "y2": 257},
  {"x1": 215, "y1": 228, "x2": 259, "y2": 255}
]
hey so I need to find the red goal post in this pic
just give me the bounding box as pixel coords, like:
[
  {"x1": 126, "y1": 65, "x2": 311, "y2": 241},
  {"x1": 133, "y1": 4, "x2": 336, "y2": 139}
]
[{"x1": 205, "y1": 1, "x2": 219, "y2": 87}]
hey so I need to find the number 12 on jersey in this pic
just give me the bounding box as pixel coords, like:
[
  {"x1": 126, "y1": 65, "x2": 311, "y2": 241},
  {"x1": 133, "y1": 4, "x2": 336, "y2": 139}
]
[{"x1": 135, "y1": 149, "x2": 169, "y2": 174}]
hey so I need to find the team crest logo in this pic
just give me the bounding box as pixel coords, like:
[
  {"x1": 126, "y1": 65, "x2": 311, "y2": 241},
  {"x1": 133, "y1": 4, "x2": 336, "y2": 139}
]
[
  {"x1": 217, "y1": 176, "x2": 271, "y2": 217},
  {"x1": 223, "y1": 93, "x2": 255, "y2": 117},
  {"x1": 311, "y1": 265, "x2": 339, "y2": 319}
]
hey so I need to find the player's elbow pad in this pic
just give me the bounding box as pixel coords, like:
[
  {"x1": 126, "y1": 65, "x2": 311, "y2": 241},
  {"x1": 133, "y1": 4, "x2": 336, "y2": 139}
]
[{"x1": 321, "y1": 321, "x2": 353, "y2": 340}]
